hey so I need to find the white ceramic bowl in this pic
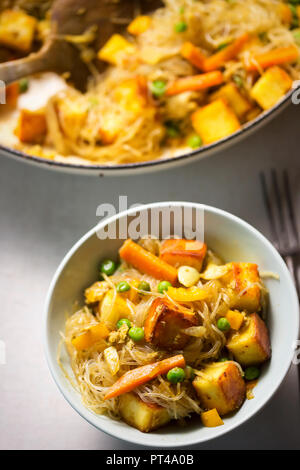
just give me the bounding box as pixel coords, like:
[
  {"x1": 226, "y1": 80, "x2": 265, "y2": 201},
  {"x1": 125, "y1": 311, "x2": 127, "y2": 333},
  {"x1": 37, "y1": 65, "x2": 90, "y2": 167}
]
[{"x1": 44, "y1": 202, "x2": 299, "y2": 448}]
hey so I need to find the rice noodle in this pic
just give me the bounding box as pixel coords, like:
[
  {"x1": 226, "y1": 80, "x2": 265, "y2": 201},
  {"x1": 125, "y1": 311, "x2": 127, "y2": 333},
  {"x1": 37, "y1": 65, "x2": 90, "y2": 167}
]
[
  {"x1": 38, "y1": 0, "x2": 300, "y2": 165},
  {"x1": 59, "y1": 238, "x2": 271, "y2": 427}
]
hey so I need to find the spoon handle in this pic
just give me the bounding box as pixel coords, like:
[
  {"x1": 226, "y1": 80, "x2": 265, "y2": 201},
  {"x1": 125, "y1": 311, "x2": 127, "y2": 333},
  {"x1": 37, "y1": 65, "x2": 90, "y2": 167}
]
[{"x1": 0, "y1": 43, "x2": 54, "y2": 85}]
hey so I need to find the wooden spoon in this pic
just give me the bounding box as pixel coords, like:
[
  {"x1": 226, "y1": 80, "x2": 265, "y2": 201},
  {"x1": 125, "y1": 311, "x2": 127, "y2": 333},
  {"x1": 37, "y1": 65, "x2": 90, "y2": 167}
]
[{"x1": 0, "y1": 0, "x2": 163, "y2": 91}]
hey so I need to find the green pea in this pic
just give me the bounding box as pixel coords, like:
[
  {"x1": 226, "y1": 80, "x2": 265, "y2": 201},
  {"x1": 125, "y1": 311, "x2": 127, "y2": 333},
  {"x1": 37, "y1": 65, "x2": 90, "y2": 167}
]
[
  {"x1": 217, "y1": 42, "x2": 229, "y2": 51},
  {"x1": 175, "y1": 21, "x2": 188, "y2": 33},
  {"x1": 167, "y1": 367, "x2": 186, "y2": 384},
  {"x1": 165, "y1": 122, "x2": 181, "y2": 138},
  {"x1": 19, "y1": 78, "x2": 29, "y2": 93},
  {"x1": 293, "y1": 29, "x2": 300, "y2": 45},
  {"x1": 289, "y1": 4, "x2": 299, "y2": 27},
  {"x1": 100, "y1": 259, "x2": 117, "y2": 277},
  {"x1": 258, "y1": 32, "x2": 267, "y2": 42},
  {"x1": 217, "y1": 317, "x2": 231, "y2": 332},
  {"x1": 116, "y1": 281, "x2": 131, "y2": 293},
  {"x1": 244, "y1": 366, "x2": 260, "y2": 381},
  {"x1": 128, "y1": 327, "x2": 145, "y2": 342},
  {"x1": 187, "y1": 134, "x2": 203, "y2": 149},
  {"x1": 232, "y1": 74, "x2": 244, "y2": 88},
  {"x1": 88, "y1": 97, "x2": 99, "y2": 107},
  {"x1": 151, "y1": 80, "x2": 167, "y2": 98},
  {"x1": 185, "y1": 365, "x2": 195, "y2": 381},
  {"x1": 138, "y1": 281, "x2": 151, "y2": 292},
  {"x1": 218, "y1": 357, "x2": 229, "y2": 363},
  {"x1": 157, "y1": 281, "x2": 172, "y2": 294},
  {"x1": 117, "y1": 318, "x2": 131, "y2": 329}
]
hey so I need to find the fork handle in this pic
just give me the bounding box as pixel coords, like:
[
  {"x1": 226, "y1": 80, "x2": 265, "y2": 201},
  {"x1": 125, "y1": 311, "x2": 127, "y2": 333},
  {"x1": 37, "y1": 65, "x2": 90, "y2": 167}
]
[{"x1": 285, "y1": 255, "x2": 300, "y2": 300}]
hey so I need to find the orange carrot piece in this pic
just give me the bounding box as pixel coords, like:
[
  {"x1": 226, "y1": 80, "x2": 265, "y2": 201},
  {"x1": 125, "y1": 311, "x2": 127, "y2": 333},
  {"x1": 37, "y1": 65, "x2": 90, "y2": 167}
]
[
  {"x1": 166, "y1": 71, "x2": 224, "y2": 96},
  {"x1": 245, "y1": 46, "x2": 299, "y2": 71},
  {"x1": 203, "y1": 33, "x2": 250, "y2": 72},
  {"x1": 104, "y1": 354, "x2": 185, "y2": 400},
  {"x1": 119, "y1": 239, "x2": 178, "y2": 285},
  {"x1": 181, "y1": 42, "x2": 206, "y2": 70}
]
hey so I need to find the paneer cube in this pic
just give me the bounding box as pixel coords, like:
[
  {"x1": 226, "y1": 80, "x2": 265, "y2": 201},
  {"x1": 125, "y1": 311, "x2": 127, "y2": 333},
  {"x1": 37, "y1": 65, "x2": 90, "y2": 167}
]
[
  {"x1": 98, "y1": 34, "x2": 136, "y2": 65},
  {"x1": 0, "y1": 10, "x2": 37, "y2": 52},
  {"x1": 128, "y1": 16, "x2": 152, "y2": 35},
  {"x1": 98, "y1": 77, "x2": 148, "y2": 144},
  {"x1": 226, "y1": 313, "x2": 271, "y2": 366},
  {"x1": 114, "y1": 77, "x2": 148, "y2": 114},
  {"x1": 224, "y1": 262, "x2": 261, "y2": 312},
  {"x1": 193, "y1": 362, "x2": 246, "y2": 416},
  {"x1": 119, "y1": 392, "x2": 170, "y2": 432},
  {"x1": 144, "y1": 298, "x2": 198, "y2": 350},
  {"x1": 98, "y1": 112, "x2": 124, "y2": 145},
  {"x1": 210, "y1": 83, "x2": 252, "y2": 119},
  {"x1": 191, "y1": 99, "x2": 241, "y2": 145},
  {"x1": 14, "y1": 108, "x2": 47, "y2": 143},
  {"x1": 160, "y1": 239, "x2": 207, "y2": 271},
  {"x1": 250, "y1": 66, "x2": 292, "y2": 110},
  {"x1": 57, "y1": 100, "x2": 87, "y2": 140}
]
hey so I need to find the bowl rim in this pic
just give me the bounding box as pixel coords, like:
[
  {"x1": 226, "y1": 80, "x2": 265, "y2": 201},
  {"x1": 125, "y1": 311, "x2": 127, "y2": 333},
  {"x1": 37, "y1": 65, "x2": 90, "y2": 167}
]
[
  {"x1": 3, "y1": 88, "x2": 296, "y2": 175},
  {"x1": 44, "y1": 201, "x2": 300, "y2": 448}
]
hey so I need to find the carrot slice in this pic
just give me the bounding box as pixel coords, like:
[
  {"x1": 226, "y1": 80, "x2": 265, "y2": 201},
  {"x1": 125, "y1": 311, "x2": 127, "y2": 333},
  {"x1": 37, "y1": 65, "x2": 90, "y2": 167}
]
[
  {"x1": 245, "y1": 46, "x2": 299, "y2": 71},
  {"x1": 203, "y1": 33, "x2": 250, "y2": 72},
  {"x1": 166, "y1": 71, "x2": 224, "y2": 96},
  {"x1": 104, "y1": 354, "x2": 185, "y2": 400},
  {"x1": 119, "y1": 239, "x2": 178, "y2": 285},
  {"x1": 181, "y1": 42, "x2": 206, "y2": 70}
]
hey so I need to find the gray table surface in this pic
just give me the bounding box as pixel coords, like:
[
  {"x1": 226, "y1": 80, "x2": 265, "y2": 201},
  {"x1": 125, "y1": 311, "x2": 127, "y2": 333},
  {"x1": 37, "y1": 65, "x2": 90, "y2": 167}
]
[{"x1": 0, "y1": 102, "x2": 300, "y2": 450}]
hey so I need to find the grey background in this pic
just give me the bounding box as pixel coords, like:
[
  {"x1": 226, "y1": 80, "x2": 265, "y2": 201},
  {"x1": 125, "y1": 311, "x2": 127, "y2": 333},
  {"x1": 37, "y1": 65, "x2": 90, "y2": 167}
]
[{"x1": 0, "y1": 102, "x2": 299, "y2": 450}]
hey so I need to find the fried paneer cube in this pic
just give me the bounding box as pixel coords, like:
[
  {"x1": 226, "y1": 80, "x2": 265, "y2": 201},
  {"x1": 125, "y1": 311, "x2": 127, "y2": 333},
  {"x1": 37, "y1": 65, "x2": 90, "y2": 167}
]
[
  {"x1": 14, "y1": 109, "x2": 47, "y2": 143},
  {"x1": 98, "y1": 34, "x2": 136, "y2": 65},
  {"x1": 224, "y1": 262, "x2": 261, "y2": 312},
  {"x1": 160, "y1": 239, "x2": 207, "y2": 271},
  {"x1": 191, "y1": 99, "x2": 241, "y2": 145},
  {"x1": 57, "y1": 99, "x2": 87, "y2": 141},
  {"x1": 193, "y1": 362, "x2": 246, "y2": 416},
  {"x1": 250, "y1": 66, "x2": 292, "y2": 110},
  {"x1": 0, "y1": 10, "x2": 37, "y2": 52},
  {"x1": 210, "y1": 82, "x2": 252, "y2": 120},
  {"x1": 226, "y1": 313, "x2": 271, "y2": 366},
  {"x1": 119, "y1": 392, "x2": 170, "y2": 432},
  {"x1": 144, "y1": 298, "x2": 198, "y2": 350}
]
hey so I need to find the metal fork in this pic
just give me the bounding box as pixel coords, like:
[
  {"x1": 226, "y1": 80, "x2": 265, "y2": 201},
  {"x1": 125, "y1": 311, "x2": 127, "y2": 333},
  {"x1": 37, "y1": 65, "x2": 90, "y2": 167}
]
[
  {"x1": 260, "y1": 169, "x2": 300, "y2": 298},
  {"x1": 260, "y1": 169, "x2": 300, "y2": 385}
]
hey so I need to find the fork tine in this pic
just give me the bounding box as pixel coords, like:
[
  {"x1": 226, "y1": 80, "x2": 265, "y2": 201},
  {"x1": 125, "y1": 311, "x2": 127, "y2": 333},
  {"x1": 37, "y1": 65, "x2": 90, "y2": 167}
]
[
  {"x1": 283, "y1": 170, "x2": 300, "y2": 245},
  {"x1": 271, "y1": 169, "x2": 290, "y2": 250},
  {"x1": 260, "y1": 171, "x2": 279, "y2": 247}
]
